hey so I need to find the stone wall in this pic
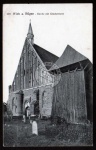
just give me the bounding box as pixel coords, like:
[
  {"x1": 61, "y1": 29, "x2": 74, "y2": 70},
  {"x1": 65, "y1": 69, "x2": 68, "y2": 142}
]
[
  {"x1": 7, "y1": 92, "x2": 23, "y2": 116},
  {"x1": 8, "y1": 83, "x2": 53, "y2": 117},
  {"x1": 39, "y1": 84, "x2": 53, "y2": 118}
]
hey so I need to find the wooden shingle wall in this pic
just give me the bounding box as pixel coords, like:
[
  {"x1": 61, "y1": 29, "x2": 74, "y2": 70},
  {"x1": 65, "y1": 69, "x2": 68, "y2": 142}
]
[{"x1": 52, "y1": 70, "x2": 87, "y2": 123}]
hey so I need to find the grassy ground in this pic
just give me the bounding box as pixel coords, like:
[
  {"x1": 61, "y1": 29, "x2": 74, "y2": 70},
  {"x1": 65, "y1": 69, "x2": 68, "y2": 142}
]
[{"x1": 3, "y1": 118, "x2": 93, "y2": 147}]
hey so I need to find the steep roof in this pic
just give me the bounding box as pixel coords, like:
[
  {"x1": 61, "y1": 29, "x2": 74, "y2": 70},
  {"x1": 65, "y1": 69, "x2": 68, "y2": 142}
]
[
  {"x1": 50, "y1": 45, "x2": 87, "y2": 71},
  {"x1": 33, "y1": 44, "x2": 59, "y2": 69}
]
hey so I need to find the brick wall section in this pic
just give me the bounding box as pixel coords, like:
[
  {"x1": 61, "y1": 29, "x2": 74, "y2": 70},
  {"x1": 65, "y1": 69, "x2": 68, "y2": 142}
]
[
  {"x1": 10, "y1": 36, "x2": 53, "y2": 92},
  {"x1": 7, "y1": 93, "x2": 23, "y2": 116},
  {"x1": 39, "y1": 84, "x2": 53, "y2": 117},
  {"x1": 8, "y1": 36, "x2": 54, "y2": 117},
  {"x1": 23, "y1": 84, "x2": 53, "y2": 117},
  {"x1": 8, "y1": 84, "x2": 53, "y2": 117}
]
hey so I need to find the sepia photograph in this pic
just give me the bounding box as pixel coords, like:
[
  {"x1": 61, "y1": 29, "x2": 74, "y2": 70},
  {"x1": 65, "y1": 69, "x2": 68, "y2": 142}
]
[{"x1": 3, "y1": 4, "x2": 93, "y2": 147}]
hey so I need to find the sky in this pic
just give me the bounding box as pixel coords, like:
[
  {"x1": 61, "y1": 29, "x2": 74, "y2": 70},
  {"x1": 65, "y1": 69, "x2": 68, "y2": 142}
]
[{"x1": 3, "y1": 4, "x2": 92, "y2": 102}]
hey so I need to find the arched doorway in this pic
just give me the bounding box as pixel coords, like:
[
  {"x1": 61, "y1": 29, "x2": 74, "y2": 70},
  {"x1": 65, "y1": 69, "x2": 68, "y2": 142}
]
[
  {"x1": 24, "y1": 100, "x2": 30, "y2": 117},
  {"x1": 25, "y1": 106, "x2": 30, "y2": 117}
]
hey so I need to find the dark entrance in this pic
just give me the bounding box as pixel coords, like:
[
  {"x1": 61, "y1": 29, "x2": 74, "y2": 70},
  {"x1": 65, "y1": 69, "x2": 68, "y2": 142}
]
[
  {"x1": 21, "y1": 94, "x2": 23, "y2": 113},
  {"x1": 34, "y1": 89, "x2": 39, "y2": 115},
  {"x1": 25, "y1": 106, "x2": 30, "y2": 117}
]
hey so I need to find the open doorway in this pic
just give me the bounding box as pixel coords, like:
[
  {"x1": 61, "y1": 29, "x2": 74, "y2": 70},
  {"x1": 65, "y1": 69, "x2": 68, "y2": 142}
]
[
  {"x1": 25, "y1": 106, "x2": 30, "y2": 117},
  {"x1": 21, "y1": 94, "x2": 23, "y2": 113},
  {"x1": 34, "y1": 89, "x2": 39, "y2": 115}
]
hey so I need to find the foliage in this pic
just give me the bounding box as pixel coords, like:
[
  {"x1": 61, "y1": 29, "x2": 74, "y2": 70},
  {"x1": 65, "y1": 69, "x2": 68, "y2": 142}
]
[{"x1": 3, "y1": 119, "x2": 93, "y2": 147}]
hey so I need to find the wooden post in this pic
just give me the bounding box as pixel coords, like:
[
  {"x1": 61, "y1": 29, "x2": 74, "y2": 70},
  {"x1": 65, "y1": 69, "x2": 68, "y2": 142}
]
[
  {"x1": 79, "y1": 62, "x2": 83, "y2": 70},
  {"x1": 84, "y1": 63, "x2": 89, "y2": 70}
]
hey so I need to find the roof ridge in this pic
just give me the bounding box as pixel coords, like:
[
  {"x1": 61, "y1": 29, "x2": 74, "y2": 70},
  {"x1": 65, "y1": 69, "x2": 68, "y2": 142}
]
[
  {"x1": 34, "y1": 44, "x2": 59, "y2": 58},
  {"x1": 33, "y1": 43, "x2": 59, "y2": 69},
  {"x1": 49, "y1": 44, "x2": 88, "y2": 71},
  {"x1": 64, "y1": 45, "x2": 87, "y2": 59}
]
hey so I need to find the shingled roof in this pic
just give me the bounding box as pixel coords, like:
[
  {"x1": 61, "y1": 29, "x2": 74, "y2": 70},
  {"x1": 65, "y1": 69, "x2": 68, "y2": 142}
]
[
  {"x1": 50, "y1": 45, "x2": 87, "y2": 71},
  {"x1": 33, "y1": 44, "x2": 59, "y2": 69}
]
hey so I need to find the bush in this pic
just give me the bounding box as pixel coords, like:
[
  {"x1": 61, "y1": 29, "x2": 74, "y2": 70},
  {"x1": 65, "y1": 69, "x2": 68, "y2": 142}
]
[
  {"x1": 45, "y1": 125, "x2": 60, "y2": 138},
  {"x1": 78, "y1": 115, "x2": 88, "y2": 123}
]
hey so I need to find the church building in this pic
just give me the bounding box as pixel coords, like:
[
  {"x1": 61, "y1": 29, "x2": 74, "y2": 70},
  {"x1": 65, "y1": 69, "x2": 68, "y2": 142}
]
[
  {"x1": 7, "y1": 22, "x2": 93, "y2": 123},
  {"x1": 7, "y1": 22, "x2": 58, "y2": 118}
]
